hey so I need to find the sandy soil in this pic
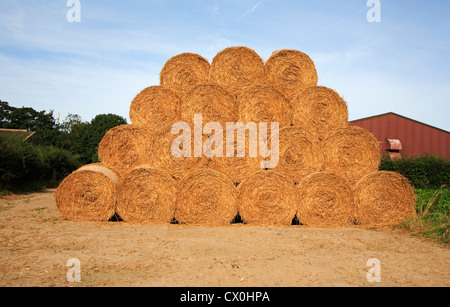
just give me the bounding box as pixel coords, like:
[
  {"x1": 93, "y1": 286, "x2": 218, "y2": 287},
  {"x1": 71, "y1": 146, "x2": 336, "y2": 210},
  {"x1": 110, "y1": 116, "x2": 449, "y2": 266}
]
[{"x1": 0, "y1": 189, "x2": 448, "y2": 287}]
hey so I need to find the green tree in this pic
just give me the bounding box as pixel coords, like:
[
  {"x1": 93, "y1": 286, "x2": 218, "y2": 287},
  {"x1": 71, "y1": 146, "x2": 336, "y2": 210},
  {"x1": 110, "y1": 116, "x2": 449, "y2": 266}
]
[
  {"x1": 1, "y1": 100, "x2": 128, "y2": 166},
  {"x1": 0, "y1": 100, "x2": 61, "y2": 146},
  {"x1": 69, "y1": 113, "x2": 127, "y2": 165}
]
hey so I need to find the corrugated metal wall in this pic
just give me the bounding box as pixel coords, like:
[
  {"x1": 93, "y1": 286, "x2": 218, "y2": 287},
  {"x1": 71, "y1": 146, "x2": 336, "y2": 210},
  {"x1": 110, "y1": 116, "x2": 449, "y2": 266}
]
[{"x1": 350, "y1": 113, "x2": 450, "y2": 158}]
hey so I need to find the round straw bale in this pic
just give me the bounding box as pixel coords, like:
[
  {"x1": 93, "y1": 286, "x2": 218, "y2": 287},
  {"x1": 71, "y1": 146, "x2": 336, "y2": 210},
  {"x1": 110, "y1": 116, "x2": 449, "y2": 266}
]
[
  {"x1": 98, "y1": 124, "x2": 153, "y2": 176},
  {"x1": 216, "y1": 155, "x2": 261, "y2": 184},
  {"x1": 116, "y1": 166, "x2": 176, "y2": 224},
  {"x1": 354, "y1": 171, "x2": 416, "y2": 227},
  {"x1": 274, "y1": 127, "x2": 324, "y2": 184},
  {"x1": 160, "y1": 53, "x2": 211, "y2": 100},
  {"x1": 238, "y1": 84, "x2": 293, "y2": 129},
  {"x1": 291, "y1": 86, "x2": 349, "y2": 141},
  {"x1": 209, "y1": 47, "x2": 265, "y2": 97},
  {"x1": 149, "y1": 124, "x2": 209, "y2": 180},
  {"x1": 296, "y1": 172, "x2": 355, "y2": 227},
  {"x1": 181, "y1": 83, "x2": 238, "y2": 127},
  {"x1": 237, "y1": 170, "x2": 298, "y2": 226},
  {"x1": 129, "y1": 86, "x2": 181, "y2": 131},
  {"x1": 55, "y1": 164, "x2": 119, "y2": 222},
  {"x1": 211, "y1": 129, "x2": 262, "y2": 184},
  {"x1": 174, "y1": 169, "x2": 239, "y2": 225},
  {"x1": 322, "y1": 126, "x2": 381, "y2": 186},
  {"x1": 265, "y1": 49, "x2": 318, "y2": 100}
]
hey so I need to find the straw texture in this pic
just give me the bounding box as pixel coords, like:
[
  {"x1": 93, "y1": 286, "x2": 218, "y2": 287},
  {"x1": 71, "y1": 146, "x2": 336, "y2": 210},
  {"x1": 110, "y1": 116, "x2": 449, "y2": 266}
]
[
  {"x1": 57, "y1": 46, "x2": 415, "y2": 229},
  {"x1": 354, "y1": 171, "x2": 416, "y2": 227},
  {"x1": 116, "y1": 166, "x2": 176, "y2": 224},
  {"x1": 129, "y1": 86, "x2": 181, "y2": 131},
  {"x1": 55, "y1": 164, "x2": 118, "y2": 222},
  {"x1": 292, "y1": 86, "x2": 349, "y2": 141},
  {"x1": 210, "y1": 46, "x2": 265, "y2": 97},
  {"x1": 148, "y1": 124, "x2": 209, "y2": 180},
  {"x1": 322, "y1": 126, "x2": 381, "y2": 186},
  {"x1": 98, "y1": 124, "x2": 153, "y2": 176},
  {"x1": 212, "y1": 128, "x2": 262, "y2": 184},
  {"x1": 237, "y1": 170, "x2": 298, "y2": 226},
  {"x1": 296, "y1": 172, "x2": 355, "y2": 227},
  {"x1": 274, "y1": 126, "x2": 324, "y2": 184},
  {"x1": 160, "y1": 53, "x2": 211, "y2": 100},
  {"x1": 265, "y1": 49, "x2": 318, "y2": 100},
  {"x1": 174, "y1": 169, "x2": 239, "y2": 225},
  {"x1": 238, "y1": 84, "x2": 293, "y2": 129},
  {"x1": 181, "y1": 83, "x2": 238, "y2": 127}
]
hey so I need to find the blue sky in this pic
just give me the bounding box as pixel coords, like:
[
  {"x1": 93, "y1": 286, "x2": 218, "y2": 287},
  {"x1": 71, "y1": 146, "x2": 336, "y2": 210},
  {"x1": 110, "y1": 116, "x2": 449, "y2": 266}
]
[{"x1": 0, "y1": 0, "x2": 449, "y2": 131}]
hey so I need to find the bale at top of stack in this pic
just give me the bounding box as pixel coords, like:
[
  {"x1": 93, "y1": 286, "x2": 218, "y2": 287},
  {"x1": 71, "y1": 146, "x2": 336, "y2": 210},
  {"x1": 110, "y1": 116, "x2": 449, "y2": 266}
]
[
  {"x1": 160, "y1": 52, "x2": 211, "y2": 100},
  {"x1": 265, "y1": 49, "x2": 318, "y2": 100},
  {"x1": 209, "y1": 46, "x2": 265, "y2": 97}
]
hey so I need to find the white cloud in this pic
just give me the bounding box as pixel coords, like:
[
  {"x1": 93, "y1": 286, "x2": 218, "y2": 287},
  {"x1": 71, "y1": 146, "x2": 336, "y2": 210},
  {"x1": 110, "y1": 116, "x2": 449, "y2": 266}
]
[
  {"x1": 236, "y1": 1, "x2": 262, "y2": 20},
  {"x1": 0, "y1": 53, "x2": 157, "y2": 123}
]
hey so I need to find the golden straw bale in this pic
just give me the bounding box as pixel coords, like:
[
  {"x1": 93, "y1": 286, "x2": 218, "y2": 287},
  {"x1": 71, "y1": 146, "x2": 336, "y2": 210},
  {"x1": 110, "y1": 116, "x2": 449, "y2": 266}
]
[
  {"x1": 129, "y1": 86, "x2": 181, "y2": 131},
  {"x1": 322, "y1": 126, "x2": 381, "y2": 186},
  {"x1": 211, "y1": 128, "x2": 262, "y2": 184},
  {"x1": 209, "y1": 46, "x2": 265, "y2": 97},
  {"x1": 296, "y1": 172, "x2": 355, "y2": 227},
  {"x1": 181, "y1": 83, "x2": 238, "y2": 127},
  {"x1": 149, "y1": 124, "x2": 209, "y2": 180},
  {"x1": 116, "y1": 166, "x2": 177, "y2": 224},
  {"x1": 291, "y1": 86, "x2": 349, "y2": 141},
  {"x1": 160, "y1": 53, "x2": 211, "y2": 100},
  {"x1": 354, "y1": 171, "x2": 416, "y2": 227},
  {"x1": 237, "y1": 170, "x2": 298, "y2": 226},
  {"x1": 272, "y1": 126, "x2": 324, "y2": 184},
  {"x1": 238, "y1": 84, "x2": 293, "y2": 129},
  {"x1": 174, "y1": 169, "x2": 239, "y2": 225},
  {"x1": 98, "y1": 124, "x2": 153, "y2": 176},
  {"x1": 265, "y1": 49, "x2": 318, "y2": 100},
  {"x1": 55, "y1": 164, "x2": 119, "y2": 222}
]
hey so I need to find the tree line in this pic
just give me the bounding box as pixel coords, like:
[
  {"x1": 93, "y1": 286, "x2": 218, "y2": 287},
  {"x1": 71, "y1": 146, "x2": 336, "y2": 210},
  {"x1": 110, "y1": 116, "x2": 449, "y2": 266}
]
[{"x1": 0, "y1": 100, "x2": 127, "y2": 191}]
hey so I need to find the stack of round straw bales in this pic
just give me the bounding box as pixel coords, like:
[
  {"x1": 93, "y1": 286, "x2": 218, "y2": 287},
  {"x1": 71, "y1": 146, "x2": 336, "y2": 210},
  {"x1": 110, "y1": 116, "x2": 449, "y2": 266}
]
[{"x1": 56, "y1": 47, "x2": 416, "y2": 228}]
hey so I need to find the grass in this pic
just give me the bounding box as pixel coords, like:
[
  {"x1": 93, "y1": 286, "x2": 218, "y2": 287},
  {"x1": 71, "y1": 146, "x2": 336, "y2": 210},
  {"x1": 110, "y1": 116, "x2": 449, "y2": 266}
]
[{"x1": 396, "y1": 185, "x2": 450, "y2": 246}]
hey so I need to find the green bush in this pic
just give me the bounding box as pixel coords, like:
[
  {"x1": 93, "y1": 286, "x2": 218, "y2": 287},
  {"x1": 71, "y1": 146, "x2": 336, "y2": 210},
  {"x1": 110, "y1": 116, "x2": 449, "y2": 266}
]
[
  {"x1": 398, "y1": 188, "x2": 450, "y2": 245},
  {"x1": 380, "y1": 154, "x2": 450, "y2": 189},
  {"x1": 0, "y1": 135, "x2": 80, "y2": 192},
  {"x1": 40, "y1": 145, "x2": 81, "y2": 186}
]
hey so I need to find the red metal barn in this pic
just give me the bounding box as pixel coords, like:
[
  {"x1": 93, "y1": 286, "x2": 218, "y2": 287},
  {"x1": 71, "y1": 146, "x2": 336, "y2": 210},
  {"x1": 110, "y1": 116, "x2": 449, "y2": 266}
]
[{"x1": 349, "y1": 112, "x2": 450, "y2": 158}]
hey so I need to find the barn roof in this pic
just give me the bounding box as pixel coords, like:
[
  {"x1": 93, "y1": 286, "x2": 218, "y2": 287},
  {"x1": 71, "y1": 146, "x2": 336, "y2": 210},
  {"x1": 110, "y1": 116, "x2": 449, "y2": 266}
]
[
  {"x1": 350, "y1": 112, "x2": 449, "y2": 134},
  {"x1": 0, "y1": 129, "x2": 36, "y2": 141}
]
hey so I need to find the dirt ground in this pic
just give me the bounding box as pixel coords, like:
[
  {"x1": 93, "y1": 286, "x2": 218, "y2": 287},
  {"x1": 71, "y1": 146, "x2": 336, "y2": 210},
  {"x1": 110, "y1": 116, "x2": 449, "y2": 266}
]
[{"x1": 0, "y1": 189, "x2": 448, "y2": 287}]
